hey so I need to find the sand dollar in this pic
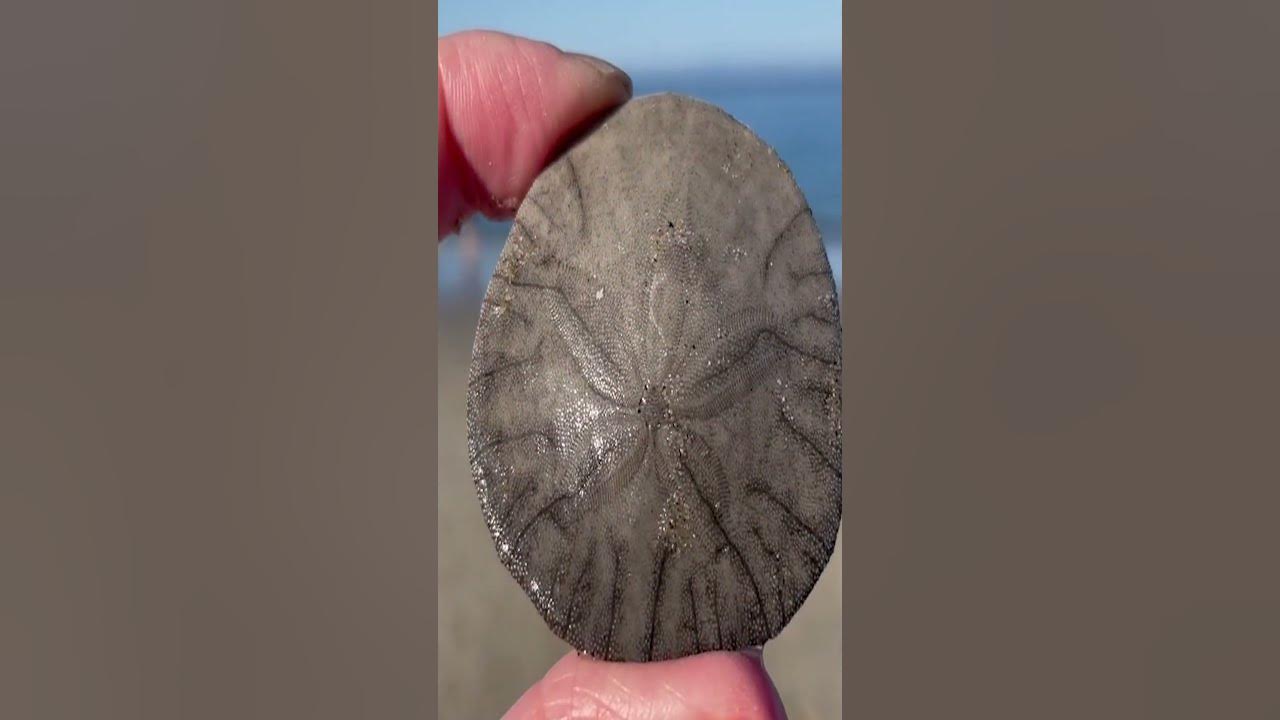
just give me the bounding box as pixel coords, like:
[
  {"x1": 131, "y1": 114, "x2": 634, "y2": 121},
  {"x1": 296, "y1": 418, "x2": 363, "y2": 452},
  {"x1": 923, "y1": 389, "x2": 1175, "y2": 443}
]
[{"x1": 467, "y1": 93, "x2": 841, "y2": 662}]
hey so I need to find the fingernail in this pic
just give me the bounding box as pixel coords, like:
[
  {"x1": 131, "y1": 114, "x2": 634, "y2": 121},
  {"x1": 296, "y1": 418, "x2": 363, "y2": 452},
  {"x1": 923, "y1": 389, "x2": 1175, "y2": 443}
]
[
  {"x1": 740, "y1": 646, "x2": 765, "y2": 661},
  {"x1": 567, "y1": 52, "x2": 633, "y2": 97}
]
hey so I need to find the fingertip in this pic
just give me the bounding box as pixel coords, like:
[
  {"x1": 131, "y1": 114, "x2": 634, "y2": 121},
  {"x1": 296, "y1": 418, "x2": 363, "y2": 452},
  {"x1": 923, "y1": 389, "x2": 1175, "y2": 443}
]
[
  {"x1": 438, "y1": 31, "x2": 632, "y2": 239},
  {"x1": 504, "y1": 650, "x2": 787, "y2": 720}
]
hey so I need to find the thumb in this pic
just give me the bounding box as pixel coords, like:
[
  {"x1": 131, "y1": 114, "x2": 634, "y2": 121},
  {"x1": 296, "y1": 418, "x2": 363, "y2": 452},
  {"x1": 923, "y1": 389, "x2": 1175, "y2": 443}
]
[
  {"x1": 503, "y1": 649, "x2": 788, "y2": 720},
  {"x1": 438, "y1": 30, "x2": 632, "y2": 238}
]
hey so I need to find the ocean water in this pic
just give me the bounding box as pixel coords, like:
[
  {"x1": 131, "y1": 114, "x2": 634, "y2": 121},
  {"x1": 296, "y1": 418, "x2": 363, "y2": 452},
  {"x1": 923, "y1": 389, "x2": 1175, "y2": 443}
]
[{"x1": 438, "y1": 67, "x2": 842, "y2": 306}]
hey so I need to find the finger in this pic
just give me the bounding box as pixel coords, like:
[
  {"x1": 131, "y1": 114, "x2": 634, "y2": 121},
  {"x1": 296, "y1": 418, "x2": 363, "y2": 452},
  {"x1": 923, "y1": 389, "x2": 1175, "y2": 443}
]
[
  {"x1": 438, "y1": 30, "x2": 632, "y2": 238},
  {"x1": 503, "y1": 649, "x2": 788, "y2": 720}
]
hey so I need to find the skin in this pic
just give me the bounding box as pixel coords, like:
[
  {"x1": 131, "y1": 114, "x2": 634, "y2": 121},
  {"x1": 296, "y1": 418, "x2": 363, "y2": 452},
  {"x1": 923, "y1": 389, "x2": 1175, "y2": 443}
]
[{"x1": 440, "y1": 30, "x2": 789, "y2": 720}]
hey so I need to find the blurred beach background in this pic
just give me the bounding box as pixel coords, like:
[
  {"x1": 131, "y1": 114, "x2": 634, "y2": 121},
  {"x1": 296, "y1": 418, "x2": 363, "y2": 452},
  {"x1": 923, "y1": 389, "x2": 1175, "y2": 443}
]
[{"x1": 439, "y1": 2, "x2": 841, "y2": 717}]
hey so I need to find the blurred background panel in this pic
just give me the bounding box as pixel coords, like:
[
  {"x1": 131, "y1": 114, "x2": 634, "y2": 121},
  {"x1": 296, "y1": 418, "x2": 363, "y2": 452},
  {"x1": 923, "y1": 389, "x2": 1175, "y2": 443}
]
[
  {"x1": 438, "y1": 1, "x2": 843, "y2": 718},
  {"x1": 1, "y1": 1, "x2": 431, "y2": 718}
]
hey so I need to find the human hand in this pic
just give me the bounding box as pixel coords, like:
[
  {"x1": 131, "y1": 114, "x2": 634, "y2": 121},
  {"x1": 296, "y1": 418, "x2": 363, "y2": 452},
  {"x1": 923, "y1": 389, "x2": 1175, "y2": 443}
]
[
  {"x1": 504, "y1": 647, "x2": 788, "y2": 719},
  {"x1": 438, "y1": 30, "x2": 632, "y2": 239},
  {"x1": 438, "y1": 30, "x2": 790, "y2": 719}
]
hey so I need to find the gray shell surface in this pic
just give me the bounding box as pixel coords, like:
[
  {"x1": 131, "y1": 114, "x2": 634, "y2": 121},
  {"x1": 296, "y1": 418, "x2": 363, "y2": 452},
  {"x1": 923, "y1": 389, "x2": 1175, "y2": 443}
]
[{"x1": 466, "y1": 93, "x2": 841, "y2": 662}]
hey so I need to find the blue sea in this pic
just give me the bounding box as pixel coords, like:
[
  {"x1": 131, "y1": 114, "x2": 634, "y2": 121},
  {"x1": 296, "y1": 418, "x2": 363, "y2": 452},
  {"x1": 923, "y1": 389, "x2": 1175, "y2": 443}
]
[{"x1": 438, "y1": 67, "x2": 842, "y2": 307}]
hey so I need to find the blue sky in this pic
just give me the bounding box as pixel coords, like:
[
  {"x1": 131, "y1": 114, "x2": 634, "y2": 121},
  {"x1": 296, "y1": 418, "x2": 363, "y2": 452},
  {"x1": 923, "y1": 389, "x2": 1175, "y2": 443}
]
[{"x1": 439, "y1": 0, "x2": 841, "y2": 73}]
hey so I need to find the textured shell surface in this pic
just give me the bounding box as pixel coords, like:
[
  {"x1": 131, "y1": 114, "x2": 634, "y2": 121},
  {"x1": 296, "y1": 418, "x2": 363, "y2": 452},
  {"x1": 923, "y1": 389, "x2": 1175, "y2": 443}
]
[{"x1": 466, "y1": 93, "x2": 842, "y2": 662}]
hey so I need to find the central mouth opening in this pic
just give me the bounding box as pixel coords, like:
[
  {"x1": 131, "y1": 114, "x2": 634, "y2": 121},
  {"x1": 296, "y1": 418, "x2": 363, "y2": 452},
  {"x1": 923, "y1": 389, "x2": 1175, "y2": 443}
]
[{"x1": 637, "y1": 382, "x2": 672, "y2": 423}]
